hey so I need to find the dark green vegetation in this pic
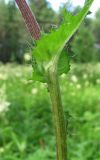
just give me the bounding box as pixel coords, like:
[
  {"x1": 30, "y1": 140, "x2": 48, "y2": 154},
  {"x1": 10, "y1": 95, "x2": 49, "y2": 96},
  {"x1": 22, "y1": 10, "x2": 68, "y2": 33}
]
[
  {"x1": 0, "y1": 0, "x2": 100, "y2": 63},
  {"x1": 0, "y1": 63, "x2": 100, "y2": 160},
  {"x1": 0, "y1": 0, "x2": 56, "y2": 63}
]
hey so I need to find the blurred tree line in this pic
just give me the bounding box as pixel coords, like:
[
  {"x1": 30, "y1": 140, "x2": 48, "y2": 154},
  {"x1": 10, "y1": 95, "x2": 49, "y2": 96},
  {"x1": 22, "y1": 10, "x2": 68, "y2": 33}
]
[{"x1": 0, "y1": 0, "x2": 100, "y2": 63}]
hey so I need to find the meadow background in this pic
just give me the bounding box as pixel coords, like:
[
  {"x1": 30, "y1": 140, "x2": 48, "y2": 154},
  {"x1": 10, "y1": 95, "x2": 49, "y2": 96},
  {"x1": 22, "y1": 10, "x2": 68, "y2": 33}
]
[{"x1": 0, "y1": 0, "x2": 100, "y2": 160}]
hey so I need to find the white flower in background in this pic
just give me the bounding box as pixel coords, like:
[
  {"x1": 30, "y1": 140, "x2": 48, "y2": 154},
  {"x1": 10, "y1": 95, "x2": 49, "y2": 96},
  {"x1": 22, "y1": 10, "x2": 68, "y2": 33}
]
[
  {"x1": 15, "y1": 72, "x2": 22, "y2": 77},
  {"x1": 22, "y1": 79, "x2": 33, "y2": 85},
  {"x1": 0, "y1": 85, "x2": 10, "y2": 113},
  {"x1": 61, "y1": 73, "x2": 66, "y2": 79},
  {"x1": 27, "y1": 80, "x2": 33, "y2": 84},
  {"x1": 31, "y1": 88, "x2": 38, "y2": 94},
  {"x1": 85, "y1": 81, "x2": 89, "y2": 86},
  {"x1": 71, "y1": 75, "x2": 78, "y2": 83},
  {"x1": 40, "y1": 83, "x2": 45, "y2": 89},
  {"x1": 96, "y1": 79, "x2": 100, "y2": 84},
  {"x1": 0, "y1": 101, "x2": 10, "y2": 112},
  {"x1": 83, "y1": 74, "x2": 88, "y2": 79},
  {"x1": 21, "y1": 79, "x2": 28, "y2": 84},
  {"x1": 24, "y1": 53, "x2": 31, "y2": 62},
  {"x1": 0, "y1": 147, "x2": 4, "y2": 153},
  {"x1": 76, "y1": 84, "x2": 81, "y2": 89},
  {"x1": 0, "y1": 73, "x2": 8, "y2": 80},
  {"x1": 71, "y1": 92, "x2": 76, "y2": 96}
]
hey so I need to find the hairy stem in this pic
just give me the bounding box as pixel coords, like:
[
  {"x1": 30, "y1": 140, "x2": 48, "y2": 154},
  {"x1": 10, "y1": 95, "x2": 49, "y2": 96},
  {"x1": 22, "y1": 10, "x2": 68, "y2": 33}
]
[
  {"x1": 15, "y1": 0, "x2": 40, "y2": 39},
  {"x1": 47, "y1": 66, "x2": 67, "y2": 160}
]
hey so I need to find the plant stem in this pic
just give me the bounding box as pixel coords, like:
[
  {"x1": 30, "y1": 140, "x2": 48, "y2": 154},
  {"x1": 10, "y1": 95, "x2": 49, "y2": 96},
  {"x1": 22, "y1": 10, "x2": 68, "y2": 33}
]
[
  {"x1": 15, "y1": 0, "x2": 40, "y2": 39},
  {"x1": 47, "y1": 66, "x2": 67, "y2": 160}
]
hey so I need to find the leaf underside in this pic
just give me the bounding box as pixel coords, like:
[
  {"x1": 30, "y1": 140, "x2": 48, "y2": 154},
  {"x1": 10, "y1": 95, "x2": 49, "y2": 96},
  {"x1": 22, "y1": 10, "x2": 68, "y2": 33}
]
[{"x1": 32, "y1": 0, "x2": 94, "y2": 82}]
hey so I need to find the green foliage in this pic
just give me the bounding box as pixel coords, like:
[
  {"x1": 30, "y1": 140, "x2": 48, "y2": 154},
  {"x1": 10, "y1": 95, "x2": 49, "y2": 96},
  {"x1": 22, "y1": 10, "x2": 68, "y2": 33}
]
[
  {"x1": 0, "y1": 0, "x2": 99, "y2": 64},
  {"x1": 27, "y1": 148, "x2": 55, "y2": 160},
  {"x1": 0, "y1": 0, "x2": 57, "y2": 63},
  {"x1": 93, "y1": 8, "x2": 100, "y2": 44},
  {"x1": 71, "y1": 22, "x2": 97, "y2": 62},
  {"x1": 32, "y1": 0, "x2": 94, "y2": 82},
  {"x1": 0, "y1": 63, "x2": 100, "y2": 160},
  {"x1": 29, "y1": 0, "x2": 57, "y2": 32},
  {"x1": 0, "y1": 0, "x2": 29, "y2": 63}
]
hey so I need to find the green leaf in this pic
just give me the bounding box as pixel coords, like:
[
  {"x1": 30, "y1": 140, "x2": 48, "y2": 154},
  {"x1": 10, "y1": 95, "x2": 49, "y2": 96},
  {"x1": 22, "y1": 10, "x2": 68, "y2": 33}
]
[
  {"x1": 32, "y1": 0, "x2": 94, "y2": 82},
  {"x1": 58, "y1": 49, "x2": 70, "y2": 75},
  {"x1": 32, "y1": 58, "x2": 45, "y2": 82}
]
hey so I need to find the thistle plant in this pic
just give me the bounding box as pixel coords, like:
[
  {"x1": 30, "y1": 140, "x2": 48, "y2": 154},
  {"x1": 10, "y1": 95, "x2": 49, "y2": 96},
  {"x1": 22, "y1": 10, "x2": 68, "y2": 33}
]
[{"x1": 16, "y1": 0, "x2": 94, "y2": 160}]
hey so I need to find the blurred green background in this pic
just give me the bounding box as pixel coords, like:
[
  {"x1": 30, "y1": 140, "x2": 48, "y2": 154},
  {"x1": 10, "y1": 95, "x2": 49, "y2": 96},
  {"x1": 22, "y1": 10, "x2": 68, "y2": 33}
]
[{"x1": 0, "y1": 0, "x2": 100, "y2": 160}]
